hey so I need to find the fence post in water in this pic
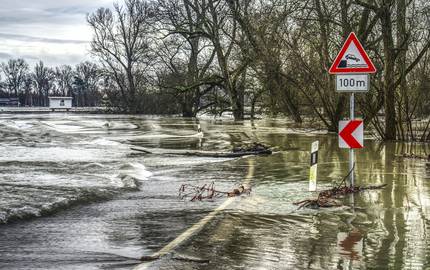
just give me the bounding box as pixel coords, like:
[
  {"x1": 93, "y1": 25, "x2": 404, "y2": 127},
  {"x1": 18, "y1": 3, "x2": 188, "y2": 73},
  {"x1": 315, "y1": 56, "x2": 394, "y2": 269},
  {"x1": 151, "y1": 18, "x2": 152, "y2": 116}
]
[{"x1": 309, "y1": 141, "x2": 319, "y2": 191}]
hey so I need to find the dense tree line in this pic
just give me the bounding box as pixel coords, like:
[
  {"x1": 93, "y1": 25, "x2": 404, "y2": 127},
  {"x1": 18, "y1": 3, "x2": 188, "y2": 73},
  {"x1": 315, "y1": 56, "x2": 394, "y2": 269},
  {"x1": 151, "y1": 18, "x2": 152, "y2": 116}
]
[{"x1": 0, "y1": 59, "x2": 103, "y2": 107}]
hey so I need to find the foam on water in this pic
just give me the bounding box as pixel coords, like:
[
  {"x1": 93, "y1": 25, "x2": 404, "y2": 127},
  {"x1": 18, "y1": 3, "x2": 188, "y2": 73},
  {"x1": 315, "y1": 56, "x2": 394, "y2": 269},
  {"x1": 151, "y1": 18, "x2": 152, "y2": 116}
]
[
  {"x1": 0, "y1": 160, "x2": 153, "y2": 224},
  {"x1": 0, "y1": 117, "x2": 160, "y2": 224},
  {"x1": 0, "y1": 185, "x2": 124, "y2": 224},
  {"x1": 118, "y1": 162, "x2": 153, "y2": 182},
  {"x1": 89, "y1": 138, "x2": 124, "y2": 146},
  {"x1": 0, "y1": 146, "x2": 121, "y2": 162},
  {"x1": 123, "y1": 132, "x2": 203, "y2": 140}
]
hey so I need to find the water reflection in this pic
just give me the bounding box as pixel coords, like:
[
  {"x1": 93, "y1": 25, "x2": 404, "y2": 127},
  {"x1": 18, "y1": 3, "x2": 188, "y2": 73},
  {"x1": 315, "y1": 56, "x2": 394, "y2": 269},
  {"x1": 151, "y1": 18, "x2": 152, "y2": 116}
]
[{"x1": 337, "y1": 229, "x2": 363, "y2": 261}]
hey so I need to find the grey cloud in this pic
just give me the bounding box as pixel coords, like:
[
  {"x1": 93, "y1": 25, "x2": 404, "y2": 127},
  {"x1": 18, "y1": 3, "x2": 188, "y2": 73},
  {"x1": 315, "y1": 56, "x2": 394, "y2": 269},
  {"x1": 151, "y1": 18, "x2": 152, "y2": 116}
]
[
  {"x1": 0, "y1": 8, "x2": 82, "y2": 25},
  {"x1": 0, "y1": 0, "x2": 111, "y2": 66},
  {"x1": 0, "y1": 1, "x2": 110, "y2": 25},
  {"x1": 0, "y1": 52, "x2": 13, "y2": 58},
  {"x1": 45, "y1": 6, "x2": 92, "y2": 15},
  {"x1": 16, "y1": 52, "x2": 90, "y2": 67},
  {"x1": 0, "y1": 33, "x2": 88, "y2": 44}
]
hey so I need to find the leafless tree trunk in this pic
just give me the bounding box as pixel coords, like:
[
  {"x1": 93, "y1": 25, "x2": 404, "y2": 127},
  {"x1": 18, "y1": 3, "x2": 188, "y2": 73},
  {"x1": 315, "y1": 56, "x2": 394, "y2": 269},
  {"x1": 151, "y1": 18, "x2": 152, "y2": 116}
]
[
  {"x1": 380, "y1": 1, "x2": 397, "y2": 140},
  {"x1": 205, "y1": 0, "x2": 247, "y2": 120},
  {"x1": 226, "y1": 0, "x2": 302, "y2": 122},
  {"x1": 156, "y1": 0, "x2": 219, "y2": 117},
  {"x1": 88, "y1": 0, "x2": 153, "y2": 113}
]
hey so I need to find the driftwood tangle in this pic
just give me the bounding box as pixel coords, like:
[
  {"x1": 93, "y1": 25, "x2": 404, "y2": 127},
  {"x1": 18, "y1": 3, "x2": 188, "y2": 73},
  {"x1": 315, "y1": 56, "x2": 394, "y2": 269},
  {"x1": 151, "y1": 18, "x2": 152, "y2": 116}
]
[
  {"x1": 132, "y1": 143, "x2": 272, "y2": 158},
  {"x1": 179, "y1": 182, "x2": 251, "y2": 201},
  {"x1": 294, "y1": 184, "x2": 387, "y2": 210},
  {"x1": 294, "y1": 166, "x2": 387, "y2": 209}
]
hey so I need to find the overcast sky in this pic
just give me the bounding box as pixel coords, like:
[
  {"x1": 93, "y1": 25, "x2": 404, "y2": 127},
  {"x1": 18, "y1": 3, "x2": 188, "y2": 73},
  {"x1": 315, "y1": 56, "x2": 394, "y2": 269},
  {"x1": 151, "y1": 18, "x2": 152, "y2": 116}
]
[{"x1": 0, "y1": 0, "x2": 114, "y2": 67}]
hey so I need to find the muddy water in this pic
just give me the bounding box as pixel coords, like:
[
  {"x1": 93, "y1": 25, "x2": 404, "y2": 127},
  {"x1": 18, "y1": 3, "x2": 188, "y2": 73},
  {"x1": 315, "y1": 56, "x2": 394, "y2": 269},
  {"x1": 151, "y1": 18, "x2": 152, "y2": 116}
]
[{"x1": 0, "y1": 114, "x2": 429, "y2": 270}]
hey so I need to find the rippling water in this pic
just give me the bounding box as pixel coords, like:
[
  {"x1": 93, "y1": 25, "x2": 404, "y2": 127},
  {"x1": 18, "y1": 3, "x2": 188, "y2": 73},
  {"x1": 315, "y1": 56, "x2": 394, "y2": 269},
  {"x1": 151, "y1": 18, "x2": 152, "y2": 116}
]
[{"x1": 0, "y1": 114, "x2": 429, "y2": 270}]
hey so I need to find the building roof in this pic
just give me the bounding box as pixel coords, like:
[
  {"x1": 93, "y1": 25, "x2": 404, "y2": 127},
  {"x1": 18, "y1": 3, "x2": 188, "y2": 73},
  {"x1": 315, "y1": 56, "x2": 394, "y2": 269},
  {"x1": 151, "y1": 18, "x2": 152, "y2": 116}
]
[{"x1": 48, "y1": 96, "x2": 73, "y2": 100}]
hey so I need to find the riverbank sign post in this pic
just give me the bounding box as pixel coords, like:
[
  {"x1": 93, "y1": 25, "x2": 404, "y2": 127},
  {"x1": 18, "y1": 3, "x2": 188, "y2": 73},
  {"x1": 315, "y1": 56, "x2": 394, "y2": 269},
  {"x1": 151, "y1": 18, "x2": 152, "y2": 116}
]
[
  {"x1": 329, "y1": 32, "x2": 376, "y2": 186},
  {"x1": 309, "y1": 141, "x2": 319, "y2": 191}
]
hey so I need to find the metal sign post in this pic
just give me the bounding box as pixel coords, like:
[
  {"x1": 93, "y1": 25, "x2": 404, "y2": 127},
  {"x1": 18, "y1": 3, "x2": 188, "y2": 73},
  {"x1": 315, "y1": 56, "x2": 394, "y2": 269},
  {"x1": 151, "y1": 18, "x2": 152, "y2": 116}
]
[
  {"x1": 329, "y1": 32, "x2": 377, "y2": 187},
  {"x1": 349, "y1": 93, "x2": 354, "y2": 186}
]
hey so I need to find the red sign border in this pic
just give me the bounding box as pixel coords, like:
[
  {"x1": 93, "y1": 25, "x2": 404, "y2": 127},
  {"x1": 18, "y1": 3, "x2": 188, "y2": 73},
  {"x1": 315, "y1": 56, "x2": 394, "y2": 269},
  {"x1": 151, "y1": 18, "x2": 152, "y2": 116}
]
[{"x1": 329, "y1": 32, "x2": 376, "y2": 74}]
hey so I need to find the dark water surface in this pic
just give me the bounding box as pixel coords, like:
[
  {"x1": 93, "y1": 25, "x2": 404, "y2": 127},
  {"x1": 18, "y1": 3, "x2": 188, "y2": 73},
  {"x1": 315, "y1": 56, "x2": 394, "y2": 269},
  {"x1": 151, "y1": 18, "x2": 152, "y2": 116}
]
[{"x1": 0, "y1": 114, "x2": 429, "y2": 270}]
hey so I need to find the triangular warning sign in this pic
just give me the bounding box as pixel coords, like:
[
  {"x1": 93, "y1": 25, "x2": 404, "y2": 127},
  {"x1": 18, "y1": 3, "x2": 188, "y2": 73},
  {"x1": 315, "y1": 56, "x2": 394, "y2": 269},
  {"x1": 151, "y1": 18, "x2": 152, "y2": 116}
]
[{"x1": 329, "y1": 32, "x2": 376, "y2": 74}]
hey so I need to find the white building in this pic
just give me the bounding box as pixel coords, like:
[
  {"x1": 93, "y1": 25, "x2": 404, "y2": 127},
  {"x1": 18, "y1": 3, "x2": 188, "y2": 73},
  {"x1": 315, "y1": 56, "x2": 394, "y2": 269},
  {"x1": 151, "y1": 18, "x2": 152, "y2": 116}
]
[{"x1": 48, "y1": 97, "x2": 73, "y2": 111}]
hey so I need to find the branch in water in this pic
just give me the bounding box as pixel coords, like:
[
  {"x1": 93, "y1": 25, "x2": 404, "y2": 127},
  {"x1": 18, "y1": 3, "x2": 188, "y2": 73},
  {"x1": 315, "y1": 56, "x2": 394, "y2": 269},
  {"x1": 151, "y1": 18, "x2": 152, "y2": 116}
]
[
  {"x1": 294, "y1": 166, "x2": 387, "y2": 210},
  {"x1": 179, "y1": 182, "x2": 251, "y2": 201}
]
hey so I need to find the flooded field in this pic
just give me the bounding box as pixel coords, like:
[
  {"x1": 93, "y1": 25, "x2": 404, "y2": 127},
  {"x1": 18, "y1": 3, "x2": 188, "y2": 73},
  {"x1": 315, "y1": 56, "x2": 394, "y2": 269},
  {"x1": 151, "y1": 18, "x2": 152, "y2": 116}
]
[{"x1": 0, "y1": 114, "x2": 429, "y2": 270}]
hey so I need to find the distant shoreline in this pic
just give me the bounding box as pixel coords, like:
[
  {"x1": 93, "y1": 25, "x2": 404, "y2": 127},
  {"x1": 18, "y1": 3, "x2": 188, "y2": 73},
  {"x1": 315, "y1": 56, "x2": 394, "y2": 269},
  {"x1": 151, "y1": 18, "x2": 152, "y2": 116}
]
[{"x1": 0, "y1": 107, "x2": 107, "y2": 114}]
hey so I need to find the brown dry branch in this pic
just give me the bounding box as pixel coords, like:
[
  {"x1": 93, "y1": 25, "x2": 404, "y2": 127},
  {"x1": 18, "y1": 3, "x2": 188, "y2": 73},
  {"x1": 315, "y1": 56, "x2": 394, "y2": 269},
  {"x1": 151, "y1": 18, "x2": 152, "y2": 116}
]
[
  {"x1": 179, "y1": 182, "x2": 251, "y2": 201},
  {"x1": 294, "y1": 184, "x2": 387, "y2": 210},
  {"x1": 294, "y1": 165, "x2": 387, "y2": 209}
]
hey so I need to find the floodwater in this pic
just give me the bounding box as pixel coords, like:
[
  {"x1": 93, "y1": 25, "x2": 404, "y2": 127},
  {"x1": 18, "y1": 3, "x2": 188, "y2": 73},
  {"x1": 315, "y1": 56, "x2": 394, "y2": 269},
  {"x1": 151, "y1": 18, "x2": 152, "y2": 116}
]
[{"x1": 0, "y1": 114, "x2": 429, "y2": 270}]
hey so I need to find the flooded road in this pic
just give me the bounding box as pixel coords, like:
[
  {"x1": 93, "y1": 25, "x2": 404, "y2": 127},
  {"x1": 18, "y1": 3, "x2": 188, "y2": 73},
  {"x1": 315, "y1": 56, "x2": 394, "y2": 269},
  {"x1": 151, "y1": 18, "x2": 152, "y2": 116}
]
[{"x1": 0, "y1": 114, "x2": 429, "y2": 269}]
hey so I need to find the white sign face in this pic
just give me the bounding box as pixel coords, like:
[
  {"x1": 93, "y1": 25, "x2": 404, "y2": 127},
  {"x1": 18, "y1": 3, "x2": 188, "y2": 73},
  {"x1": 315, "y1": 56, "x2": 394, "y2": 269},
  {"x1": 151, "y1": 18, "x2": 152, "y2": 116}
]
[
  {"x1": 338, "y1": 42, "x2": 367, "y2": 69},
  {"x1": 336, "y1": 74, "x2": 369, "y2": 92}
]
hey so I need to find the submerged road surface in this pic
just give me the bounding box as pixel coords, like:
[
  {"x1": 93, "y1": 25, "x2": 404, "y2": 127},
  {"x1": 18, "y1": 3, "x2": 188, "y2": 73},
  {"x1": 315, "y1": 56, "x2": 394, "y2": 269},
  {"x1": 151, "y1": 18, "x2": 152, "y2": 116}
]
[{"x1": 0, "y1": 114, "x2": 430, "y2": 269}]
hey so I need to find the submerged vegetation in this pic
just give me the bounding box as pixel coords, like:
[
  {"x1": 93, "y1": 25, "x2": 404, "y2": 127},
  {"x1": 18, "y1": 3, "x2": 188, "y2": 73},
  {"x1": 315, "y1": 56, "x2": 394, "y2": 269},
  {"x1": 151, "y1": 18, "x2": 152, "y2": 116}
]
[{"x1": 1, "y1": 0, "x2": 430, "y2": 141}]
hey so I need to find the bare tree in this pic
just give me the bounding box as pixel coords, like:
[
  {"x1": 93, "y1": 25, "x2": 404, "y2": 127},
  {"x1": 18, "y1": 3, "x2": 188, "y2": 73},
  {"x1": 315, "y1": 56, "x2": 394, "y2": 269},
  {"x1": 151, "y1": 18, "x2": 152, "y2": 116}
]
[
  {"x1": 155, "y1": 0, "x2": 221, "y2": 117},
  {"x1": 202, "y1": 0, "x2": 250, "y2": 120},
  {"x1": 88, "y1": 0, "x2": 154, "y2": 113},
  {"x1": 1, "y1": 58, "x2": 29, "y2": 98},
  {"x1": 32, "y1": 61, "x2": 54, "y2": 107},
  {"x1": 73, "y1": 62, "x2": 101, "y2": 107},
  {"x1": 55, "y1": 65, "x2": 74, "y2": 96},
  {"x1": 226, "y1": 0, "x2": 303, "y2": 122}
]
